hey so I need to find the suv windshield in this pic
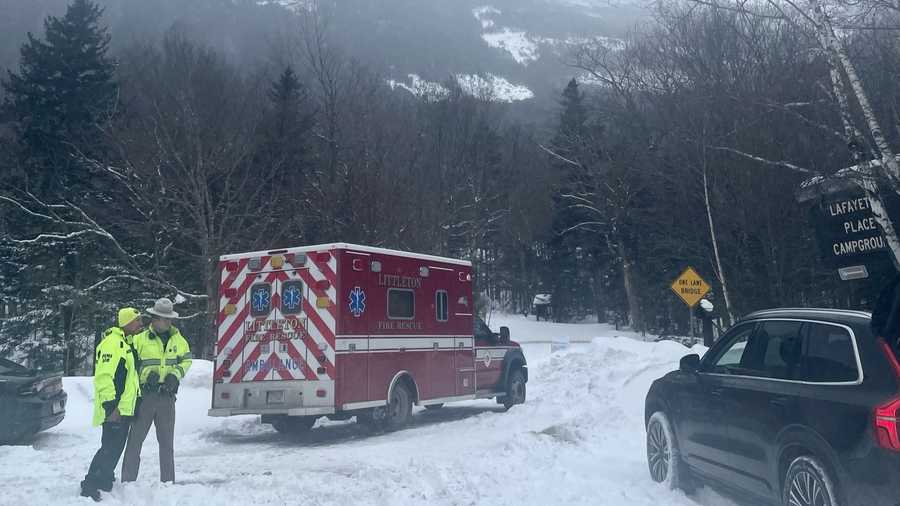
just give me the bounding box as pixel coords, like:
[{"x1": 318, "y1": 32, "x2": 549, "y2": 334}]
[{"x1": 0, "y1": 358, "x2": 32, "y2": 376}]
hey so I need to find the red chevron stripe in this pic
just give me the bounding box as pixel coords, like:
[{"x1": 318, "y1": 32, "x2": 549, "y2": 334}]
[
  {"x1": 273, "y1": 269, "x2": 322, "y2": 380},
  {"x1": 252, "y1": 353, "x2": 274, "y2": 382},
  {"x1": 252, "y1": 350, "x2": 297, "y2": 382},
  {"x1": 217, "y1": 261, "x2": 335, "y2": 382},
  {"x1": 312, "y1": 252, "x2": 337, "y2": 285},
  {"x1": 230, "y1": 345, "x2": 262, "y2": 384},
  {"x1": 286, "y1": 310, "x2": 335, "y2": 379},
  {"x1": 300, "y1": 294, "x2": 336, "y2": 348},
  {"x1": 251, "y1": 292, "x2": 305, "y2": 382},
  {"x1": 214, "y1": 321, "x2": 251, "y2": 381},
  {"x1": 303, "y1": 304, "x2": 337, "y2": 379},
  {"x1": 217, "y1": 306, "x2": 249, "y2": 357},
  {"x1": 284, "y1": 340, "x2": 317, "y2": 380},
  {"x1": 295, "y1": 268, "x2": 337, "y2": 322},
  {"x1": 219, "y1": 258, "x2": 248, "y2": 293},
  {"x1": 216, "y1": 258, "x2": 267, "y2": 326},
  {"x1": 217, "y1": 269, "x2": 279, "y2": 347},
  {"x1": 215, "y1": 269, "x2": 281, "y2": 380}
]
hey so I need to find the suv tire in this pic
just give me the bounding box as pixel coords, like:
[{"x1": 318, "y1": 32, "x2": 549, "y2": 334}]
[
  {"x1": 782, "y1": 455, "x2": 839, "y2": 506},
  {"x1": 647, "y1": 411, "x2": 695, "y2": 493}
]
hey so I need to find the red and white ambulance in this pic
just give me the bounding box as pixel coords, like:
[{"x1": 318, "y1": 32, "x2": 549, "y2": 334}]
[{"x1": 208, "y1": 243, "x2": 527, "y2": 432}]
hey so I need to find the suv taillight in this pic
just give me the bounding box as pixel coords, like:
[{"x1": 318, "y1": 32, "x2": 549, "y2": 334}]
[
  {"x1": 875, "y1": 397, "x2": 900, "y2": 451},
  {"x1": 875, "y1": 339, "x2": 900, "y2": 452}
]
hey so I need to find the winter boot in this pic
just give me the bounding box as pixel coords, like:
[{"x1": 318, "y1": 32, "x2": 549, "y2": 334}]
[{"x1": 80, "y1": 486, "x2": 101, "y2": 502}]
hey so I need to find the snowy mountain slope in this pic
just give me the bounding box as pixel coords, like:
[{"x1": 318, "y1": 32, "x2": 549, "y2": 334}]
[
  {"x1": 257, "y1": 0, "x2": 643, "y2": 103},
  {"x1": 0, "y1": 0, "x2": 646, "y2": 107},
  {"x1": 0, "y1": 315, "x2": 736, "y2": 506},
  {"x1": 387, "y1": 73, "x2": 535, "y2": 103}
]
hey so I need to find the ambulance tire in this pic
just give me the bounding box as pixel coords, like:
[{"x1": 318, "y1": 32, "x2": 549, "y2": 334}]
[
  {"x1": 502, "y1": 369, "x2": 527, "y2": 411},
  {"x1": 361, "y1": 382, "x2": 413, "y2": 432},
  {"x1": 271, "y1": 415, "x2": 316, "y2": 435},
  {"x1": 385, "y1": 382, "x2": 413, "y2": 430}
]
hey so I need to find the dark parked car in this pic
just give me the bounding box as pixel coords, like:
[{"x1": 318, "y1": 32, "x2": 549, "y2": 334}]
[
  {"x1": 0, "y1": 357, "x2": 67, "y2": 444},
  {"x1": 645, "y1": 308, "x2": 900, "y2": 506}
]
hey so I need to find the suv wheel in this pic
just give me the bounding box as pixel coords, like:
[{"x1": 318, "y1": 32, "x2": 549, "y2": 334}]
[
  {"x1": 647, "y1": 411, "x2": 693, "y2": 493},
  {"x1": 782, "y1": 456, "x2": 839, "y2": 506}
]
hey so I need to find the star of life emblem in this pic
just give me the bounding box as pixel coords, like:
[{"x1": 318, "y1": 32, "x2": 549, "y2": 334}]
[{"x1": 349, "y1": 287, "x2": 366, "y2": 318}]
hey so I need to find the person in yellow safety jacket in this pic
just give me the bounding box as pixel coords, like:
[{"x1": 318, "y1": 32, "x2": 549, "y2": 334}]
[
  {"x1": 122, "y1": 297, "x2": 192, "y2": 483},
  {"x1": 80, "y1": 307, "x2": 143, "y2": 502}
]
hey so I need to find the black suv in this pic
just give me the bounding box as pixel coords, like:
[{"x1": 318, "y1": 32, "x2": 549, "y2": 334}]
[
  {"x1": 0, "y1": 358, "x2": 67, "y2": 444},
  {"x1": 645, "y1": 308, "x2": 900, "y2": 506}
]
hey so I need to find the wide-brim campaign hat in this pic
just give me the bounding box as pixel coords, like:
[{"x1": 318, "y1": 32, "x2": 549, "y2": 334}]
[{"x1": 146, "y1": 297, "x2": 180, "y2": 319}]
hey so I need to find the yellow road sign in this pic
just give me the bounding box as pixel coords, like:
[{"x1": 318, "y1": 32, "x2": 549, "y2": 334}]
[{"x1": 670, "y1": 267, "x2": 711, "y2": 308}]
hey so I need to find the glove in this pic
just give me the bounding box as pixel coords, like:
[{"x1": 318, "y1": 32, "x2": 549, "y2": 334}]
[
  {"x1": 145, "y1": 371, "x2": 160, "y2": 389},
  {"x1": 106, "y1": 407, "x2": 121, "y2": 423},
  {"x1": 103, "y1": 400, "x2": 117, "y2": 418},
  {"x1": 162, "y1": 374, "x2": 179, "y2": 395}
]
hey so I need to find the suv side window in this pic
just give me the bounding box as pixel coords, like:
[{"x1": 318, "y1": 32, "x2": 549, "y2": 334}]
[
  {"x1": 709, "y1": 321, "x2": 803, "y2": 380},
  {"x1": 743, "y1": 321, "x2": 803, "y2": 380},
  {"x1": 798, "y1": 323, "x2": 859, "y2": 383},
  {"x1": 710, "y1": 324, "x2": 755, "y2": 373}
]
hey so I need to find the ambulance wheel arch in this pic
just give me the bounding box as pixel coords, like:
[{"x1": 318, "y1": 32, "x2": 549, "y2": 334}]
[
  {"x1": 359, "y1": 372, "x2": 416, "y2": 431},
  {"x1": 387, "y1": 370, "x2": 420, "y2": 405}
]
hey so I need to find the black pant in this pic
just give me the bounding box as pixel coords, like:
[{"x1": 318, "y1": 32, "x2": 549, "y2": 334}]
[{"x1": 81, "y1": 420, "x2": 130, "y2": 493}]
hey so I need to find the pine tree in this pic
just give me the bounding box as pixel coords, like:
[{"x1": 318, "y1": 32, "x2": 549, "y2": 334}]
[
  {"x1": 547, "y1": 78, "x2": 596, "y2": 321},
  {"x1": 1, "y1": 0, "x2": 115, "y2": 193},
  {"x1": 558, "y1": 78, "x2": 587, "y2": 142},
  {"x1": 0, "y1": 0, "x2": 117, "y2": 374},
  {"x1": 262, "y1": 66, "x2": 315, "y2": 179}
]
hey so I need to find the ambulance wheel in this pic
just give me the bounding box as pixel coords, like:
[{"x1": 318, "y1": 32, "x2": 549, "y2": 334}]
[
  {"x1": 424, "y1": 403, "x2": 444, "y2": 411},
  {"x1": 361, "y1": 382, "x2": 413, "y2": 432},
  {"x1": 502, "y1": 369, "x2": 527, "y2": 410},
  {"x1": 385, "y1": 382, "x2": 413, "y2": 430},
  {"x1": 271, "y1": 415, "x2": 316, "y2": 435}
]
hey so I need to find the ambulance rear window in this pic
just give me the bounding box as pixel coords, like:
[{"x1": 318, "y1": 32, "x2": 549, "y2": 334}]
[{"x1": 388, "y1": 289, "x2": 415, "y2": 319}]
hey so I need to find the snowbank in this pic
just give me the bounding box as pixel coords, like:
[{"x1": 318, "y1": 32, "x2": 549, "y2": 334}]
[{"x1": 0, "y1": 316, "x2": 731, "y2": 506}]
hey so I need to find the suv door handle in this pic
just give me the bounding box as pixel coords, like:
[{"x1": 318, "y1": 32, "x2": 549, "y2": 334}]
[
  {"x1": 769, "y1": 396, "x2": 791, "y2": 408},
  {"x1": 710, "y1": 388, "x2": 725, "y2": 397}
]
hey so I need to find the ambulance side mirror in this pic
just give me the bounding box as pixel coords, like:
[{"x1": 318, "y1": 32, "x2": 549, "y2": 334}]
[{"x1": 499, "y1": 326, "x2": 510, "y2": 343}]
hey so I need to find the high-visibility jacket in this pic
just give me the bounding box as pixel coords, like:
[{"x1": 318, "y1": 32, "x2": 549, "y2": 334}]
[
  {"x1": 92, "y1": 327, "x2": 141, "y2": 426},
  {"x1": 132, "y1": 325, "x2": 192, "y2": 385}
]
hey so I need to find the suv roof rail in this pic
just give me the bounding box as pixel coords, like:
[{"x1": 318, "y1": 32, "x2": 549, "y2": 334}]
[{"x1": 744, "y1": 308, "x2": 872, "y2": 319}]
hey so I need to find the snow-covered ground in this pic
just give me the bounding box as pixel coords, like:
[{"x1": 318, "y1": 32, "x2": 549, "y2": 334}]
[{"x1": 0, "y1": 315, "x2": 738, "y2": 506}]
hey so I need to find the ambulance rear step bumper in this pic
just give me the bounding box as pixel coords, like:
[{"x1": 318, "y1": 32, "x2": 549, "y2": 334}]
[{"x1": 208, "y1": 406, "x2": 335, "y2": 417}]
